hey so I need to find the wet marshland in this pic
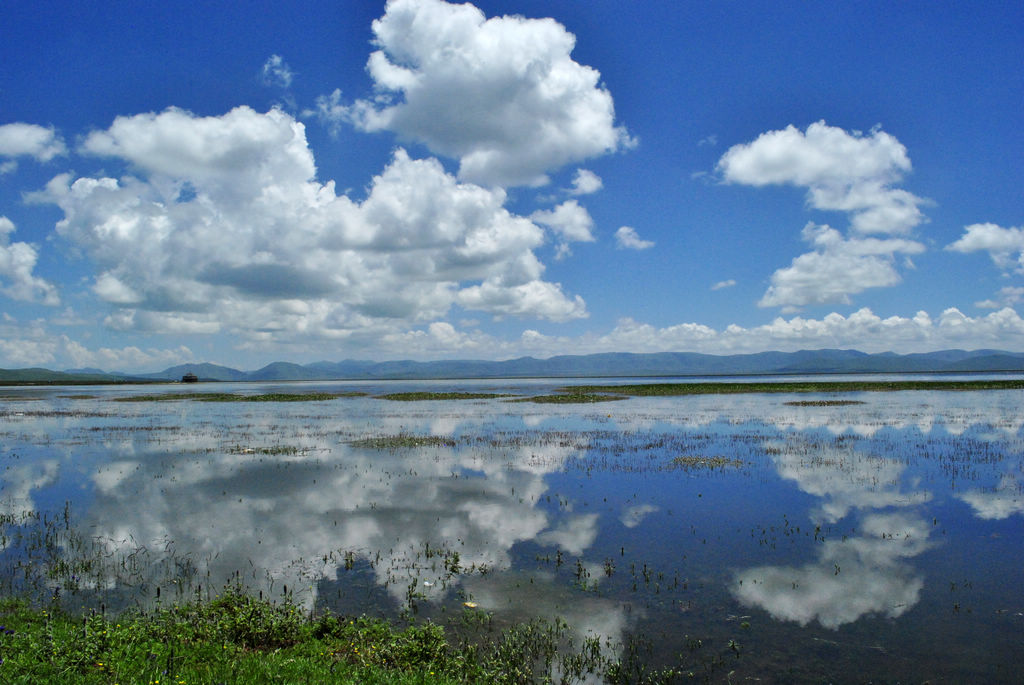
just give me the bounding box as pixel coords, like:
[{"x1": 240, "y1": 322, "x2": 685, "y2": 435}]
[{"x1": 1, "y1": 378, "x2": 1022, "y2": 681}]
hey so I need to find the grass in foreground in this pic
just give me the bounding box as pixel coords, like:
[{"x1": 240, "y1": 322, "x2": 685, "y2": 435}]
[
  {"x1": 559, "y1": 379, "x2": 1024, "y2": 396},
  {"x1": 0, "y1": 591, "x2": 456, "y2": 684},
  {"x1": 0, "y1": 588, "x2": 695, "y2": 684},
  {"x1": 115, "y1": 392, "x2": 366, "y2": 402}
]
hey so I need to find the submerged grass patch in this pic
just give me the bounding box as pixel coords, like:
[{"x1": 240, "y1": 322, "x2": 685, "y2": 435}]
[
  {"x1": 511, "y1": 393, "x2": 627, "y2": 404},
  {"x1": 229, "y1": 444, "x2": 304, "y2": 455},
  {"x1": 351, "y1": 434, "x2": 458, "y2": 449},
  {"x1": 669, "y1": 455, "x2": 745, "y2": 470},
  {"x1": 563, "y1": 379, "x2": 1024, "y2": 396},
  {"x1": 115, "y1": 392, "x2": 365, "y2": 402},
  {"x1": 783, "y1": 400, "x2": 867, "y2": 406},
  {"x1": 377, "y1": 392, "x2": 512, "y2": 401}
]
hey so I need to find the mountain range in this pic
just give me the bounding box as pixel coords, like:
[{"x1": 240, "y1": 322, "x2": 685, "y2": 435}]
[{"x1": 4, "y1": 348, "x2": 1024, "y2": 385}]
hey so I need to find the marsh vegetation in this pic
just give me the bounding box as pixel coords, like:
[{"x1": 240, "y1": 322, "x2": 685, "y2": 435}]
[
  {"x1": 378, "y1": 392, "x2": 513, "y2": 401},
  {"x1": 118, "y1": 391, "x2": 366, "y2": 402},
  {"x1": 565, "y1": 378, "x2": 1024, "y2": 395},
  {"x1": 1, "y1": 376, "x2": 1022, "y2": 682}
]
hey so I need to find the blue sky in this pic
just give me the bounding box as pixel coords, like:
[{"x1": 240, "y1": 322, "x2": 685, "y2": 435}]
[{"x1": 1, "y1": 0, "x2": 1021, "y2": 371}]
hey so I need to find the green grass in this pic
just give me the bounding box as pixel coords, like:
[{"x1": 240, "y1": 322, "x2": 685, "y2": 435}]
[
  {"x1": 669, "y1": 456, "x2": 744, "y2": 470},
  {"x1": 228, "y1": 444, "x2": 304, "y2": 455},
  {"x1": 559, "y1": 379, "x2": 1024, "y2": 396},
  {"x1": 377, "y1": 392, "x2": 512, "y2": 401},
  {"x1": 783, "y1": 400, "x2": 866, "y2": 406},
  {"x1": 351, "y1": 434, "x2": 458, "y2": 449},
  {"x1": 0, "y1": 592, "x2": 456, "y2": 684},
  {"x1": 115, "y1": 392, "x2": 365, "y2": 403},
  {"x1": 510, "y1": 393, "x2": 627, "y2": 404},
  {"x1": 0, "y1": 588, "x2": 690, "y2": 684}
]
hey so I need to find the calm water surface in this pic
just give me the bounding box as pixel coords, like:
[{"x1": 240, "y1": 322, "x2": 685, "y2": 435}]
[{"x1": 1, "y1": 378, "x2": 1022, "y2": 682}]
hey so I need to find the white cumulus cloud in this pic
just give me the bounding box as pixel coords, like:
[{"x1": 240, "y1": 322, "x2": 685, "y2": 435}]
[
  {"x1": 530, "y1": 200, "x2": 595, "y2": 259},
  {"x1": 946, "y1": 222, "x2": 1024, "y2": 272},
  {"x1": 975, "y1": 286, "x2": 1024, "y2": 310},
  {"x1": 759, "y1": 223, "x2": 925, "y2": 310},
  {"x1": 0, "y1": 318, "x2": 59, "y2": 366},
  {"x1": 456, "y1": 279, "x2": 585, "y2": 321},
  {"x1": 58, "y1": 335, "x2": 194, "y2": 372},
  {"x1": 512, "y1": 307, "x2": 1024, "y2": 360},
  {"x1": 305, "y1": 88, "x2": 347, "y2": 136},
  {"x1": 340, "y1": 0, "x2": 633, "y2": 187},
  {"x1": 717, "y1": 121, "x2": 922, "y2": 235},
  {"x1": 261, "y1": 54, "x2": 294, "y2": 88},
  {"x1": 0, "y1": 319, "x2": 189, "y2": 372},
  {"x1": 0, "y1": 216, "x2": 60, "y2": 305},
  {"x1": 568, "y1": 169, "x2": 603, "y2": 195},
  {"x1": 0, "y1": 123, "x2": 67, "y2": 169},
  {"x1": 614, "y1": 226, "x2": 654, "y2": 250},
  {"x1": 40, "y1": 106, "x2": 586, "y2": 345},
  {"x1": 717, "y1": 122, "x2": 928, "y2": 310}
]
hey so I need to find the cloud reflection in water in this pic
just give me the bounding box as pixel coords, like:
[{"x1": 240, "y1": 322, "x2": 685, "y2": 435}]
[
  {"x1": 956, "y1": 473, "x2": 1024, "y2": 520},
  {"x1": 733, "y1": 512, "x2": 931, "y2": 629},
  {"x1": 733, "y1": 437, "x2": 935, "y2": 628},
  {"x1": 2, "y1": 385, "x2": 1022, "y2": 676}
]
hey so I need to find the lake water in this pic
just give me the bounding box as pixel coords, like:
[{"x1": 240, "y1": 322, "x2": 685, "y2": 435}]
[{"x1": 1, "y1": 378, "x2": 1022, "y2": 681}]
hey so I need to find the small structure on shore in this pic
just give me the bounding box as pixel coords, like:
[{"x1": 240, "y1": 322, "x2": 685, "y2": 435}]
[{"x1": 181, "y1": 372, "x2": 198, "y2": 383}]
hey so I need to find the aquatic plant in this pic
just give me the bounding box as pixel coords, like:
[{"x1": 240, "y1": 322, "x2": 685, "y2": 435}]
[
  {"x1": 668, "y1": 455, "x2": 745, "y2": 470},
  {"x1": 510, "y1": 392, "x2": 626, "y2": 404},
  {"x1": 114, "y1": 392, "x2": 365, "y2": 402},
  {"x1": 377, "y1": 392, "x2": 513, "y2": 401},
  {"x1": 783, "y1": 400, "x2": 866, "y2": 406},
  {"x1": 564, "y1": 379, "x2": 1024, "y2": 395},
  {"x1": 350, "y1": 434, "x2": 458, "y2": 449}
]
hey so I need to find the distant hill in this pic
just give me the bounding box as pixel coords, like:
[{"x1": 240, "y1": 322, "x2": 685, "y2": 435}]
[
  {"x1": 180, "y1": 348, "x2": 1024, "y2": 380},
  {"x1": 248, "y1": 362, "x2": 327, "y2": 381},
  {"x1": 0, "y1": 367, "x2": 152, "y2": 385},
  {"x1": 63, "y1": 367, "x2": 109, "y2": 376},
  {"x1": 5, "y1": 348, "x2": 1024, "y2": 385},
  {"x1": 140, "y1": 363, "x2": 249, "y2": 382}
]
